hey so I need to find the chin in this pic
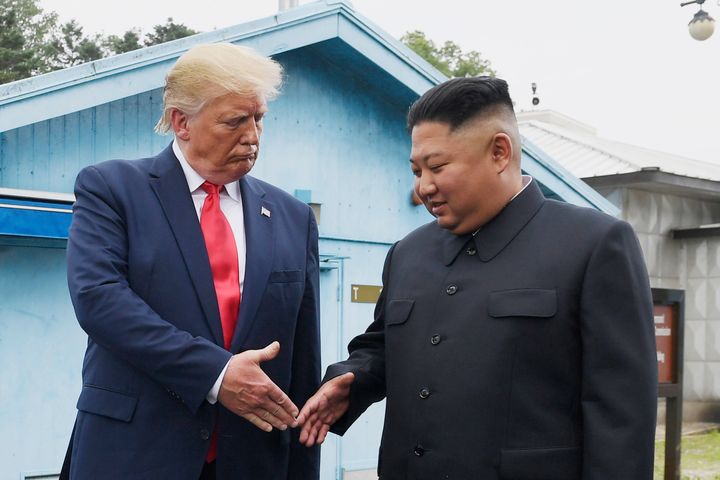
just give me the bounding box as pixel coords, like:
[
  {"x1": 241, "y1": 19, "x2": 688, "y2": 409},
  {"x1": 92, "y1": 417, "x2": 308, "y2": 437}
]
[{"x1": 436, "y1": 218, "x2": 455, "y2": 231}]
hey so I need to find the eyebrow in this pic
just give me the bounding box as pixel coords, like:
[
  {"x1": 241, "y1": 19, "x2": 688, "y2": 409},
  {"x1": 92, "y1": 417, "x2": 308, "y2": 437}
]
[
  {"x1": 220, "y1": 108, "x2": 268, "y2": 120},
  {"x1": 409, "y1": 151, "x2": 443, "y2": 164}
]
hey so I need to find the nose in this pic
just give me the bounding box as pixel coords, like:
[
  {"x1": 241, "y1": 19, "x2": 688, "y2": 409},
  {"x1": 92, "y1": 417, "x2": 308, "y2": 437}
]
[
  {"x1": 241, "y1": 118, "x2": 260, "y2": 145},
  {"x1": 416, "y1": 173, "x2": 437, "y2": 199}
]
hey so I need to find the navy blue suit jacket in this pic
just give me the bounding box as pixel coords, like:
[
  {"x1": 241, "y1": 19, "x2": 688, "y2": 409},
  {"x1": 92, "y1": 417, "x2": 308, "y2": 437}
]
[{"x1": 66, "y1": 144, "x2": 320, "y2": 479}]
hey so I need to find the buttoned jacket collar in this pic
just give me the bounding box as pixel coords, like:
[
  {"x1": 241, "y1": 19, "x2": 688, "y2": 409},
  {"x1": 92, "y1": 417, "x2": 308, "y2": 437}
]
[{"x1": 441, "y1": 178, "x2": 545, "y2": 266}]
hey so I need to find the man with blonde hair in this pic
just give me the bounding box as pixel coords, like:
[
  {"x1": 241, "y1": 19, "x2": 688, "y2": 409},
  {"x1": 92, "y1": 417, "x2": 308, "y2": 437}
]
[{"x1": 63, "y1": 43, "x2": 320, "y2": 479}]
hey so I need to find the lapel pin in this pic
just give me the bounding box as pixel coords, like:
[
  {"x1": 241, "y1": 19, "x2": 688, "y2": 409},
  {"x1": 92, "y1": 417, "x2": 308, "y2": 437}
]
[{"x1": 261, "y1": 206, "x2": 271, "y2": 218}]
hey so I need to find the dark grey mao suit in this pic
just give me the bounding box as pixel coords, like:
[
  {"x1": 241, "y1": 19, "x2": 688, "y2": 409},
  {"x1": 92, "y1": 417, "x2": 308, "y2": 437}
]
[{"x1": 326, "y1": 180, "x2": 657, "y2": 480}]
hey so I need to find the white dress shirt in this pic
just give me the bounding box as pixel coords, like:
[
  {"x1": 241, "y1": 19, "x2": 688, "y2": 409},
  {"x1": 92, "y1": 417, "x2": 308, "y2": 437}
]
[{"x1": 173, "y1": 140, "x2": 245, "y2": 404}]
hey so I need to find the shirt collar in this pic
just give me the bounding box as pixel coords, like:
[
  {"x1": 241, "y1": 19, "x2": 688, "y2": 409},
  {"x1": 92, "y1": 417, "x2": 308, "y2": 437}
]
[
  {"x1": 511, "y1": 175, "x2": 533, "y2": 202},
  {"x1": 472, "y1": 175, "x2": 533, "y2": 237},
  {"x1": 172, "y1": 139, "x2": 242, "y2": 202}
]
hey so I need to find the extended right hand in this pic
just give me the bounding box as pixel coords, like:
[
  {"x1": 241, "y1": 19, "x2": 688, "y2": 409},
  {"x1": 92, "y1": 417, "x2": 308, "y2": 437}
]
[
  {"x1": 218, "y1": 341, "x2": 299, "y2": 432},
  {"x1": 297, "y1": 372, "x2": 355, "y2": 446}
]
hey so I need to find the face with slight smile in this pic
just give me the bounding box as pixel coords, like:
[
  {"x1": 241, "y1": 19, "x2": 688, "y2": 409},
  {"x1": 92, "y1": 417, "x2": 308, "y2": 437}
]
[
  {"x1": 410, "y1": 119, "x2": 516, "y2": 235},
  {"x1": 173, "y1": 92, "x2": 268, "y2": 185}
]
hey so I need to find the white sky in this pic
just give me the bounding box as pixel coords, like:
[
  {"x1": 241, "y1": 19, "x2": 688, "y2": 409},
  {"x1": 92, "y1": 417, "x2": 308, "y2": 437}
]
[{"x1": 40, "y1": 0, "x2": 720, "y2": 165}]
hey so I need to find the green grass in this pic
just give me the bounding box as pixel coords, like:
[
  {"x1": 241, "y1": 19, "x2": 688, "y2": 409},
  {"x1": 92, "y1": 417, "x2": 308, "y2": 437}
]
[{"x1": 655, "y1": 430, "x2": 720, "y2": 480}]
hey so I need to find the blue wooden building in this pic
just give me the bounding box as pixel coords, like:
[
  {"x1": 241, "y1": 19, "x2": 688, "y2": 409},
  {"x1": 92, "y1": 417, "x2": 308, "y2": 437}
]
[{"x1": 0, "y1": 1, "x2": 615, "y2": 478}]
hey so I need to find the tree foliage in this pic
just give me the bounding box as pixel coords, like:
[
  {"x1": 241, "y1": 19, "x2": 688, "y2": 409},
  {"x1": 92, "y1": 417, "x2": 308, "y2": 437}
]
[
  {"x1": 144, "y1": 18, "x2": 197, "y2": 46},
  {"x1": 104, "y1": 29, "x2": 142, "y2": 55},
  {"x1": 47, "y1": 20, "x2": 105, "y2": 69},
  {"x1": 0, "y1": 0, "x2": 57, "y2": 83},
  {"x1": 401, "y1": 30, "x2": 496, "y2": 78},
  {"x1": 0, "y1": 1, "x2": 199, "y2": 84}
]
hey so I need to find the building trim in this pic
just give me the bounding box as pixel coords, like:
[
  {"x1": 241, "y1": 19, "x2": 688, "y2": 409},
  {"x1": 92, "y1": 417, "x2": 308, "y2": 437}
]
[{"x1": 583, "y1": 170, "x2": 720, "y2": 201}]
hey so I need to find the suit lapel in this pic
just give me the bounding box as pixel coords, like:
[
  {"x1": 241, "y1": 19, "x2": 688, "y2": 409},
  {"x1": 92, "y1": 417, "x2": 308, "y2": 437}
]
[
  {"x1": 148, "y1": 145, "x2": 224, "y2": 346},
  {"x1": 232, "y1": 176, "x2": 275, "y2": 350}
]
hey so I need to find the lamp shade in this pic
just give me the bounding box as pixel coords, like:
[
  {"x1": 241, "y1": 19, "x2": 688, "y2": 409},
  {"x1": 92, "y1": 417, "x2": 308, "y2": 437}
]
[{"x1": 689, "y1": 9, "x2": 715, "y2": 40}]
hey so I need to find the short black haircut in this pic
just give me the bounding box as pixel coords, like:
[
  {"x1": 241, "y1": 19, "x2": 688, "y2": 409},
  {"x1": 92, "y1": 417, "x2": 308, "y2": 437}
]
[{"x1": 406, "y1": 76, "x2": 515, "y2": 133}]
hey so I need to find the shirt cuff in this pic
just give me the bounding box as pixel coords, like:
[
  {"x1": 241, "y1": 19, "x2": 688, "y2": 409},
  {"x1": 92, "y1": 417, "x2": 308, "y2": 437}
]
[{"x1": 207, "y1": 361, "x2": 230, "y2": 404}]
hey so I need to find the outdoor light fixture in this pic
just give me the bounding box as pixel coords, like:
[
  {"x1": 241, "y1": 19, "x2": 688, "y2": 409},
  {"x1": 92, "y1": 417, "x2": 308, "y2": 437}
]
[{"x1": 681, "y1": 0, "x2": 716, "y2": 41}]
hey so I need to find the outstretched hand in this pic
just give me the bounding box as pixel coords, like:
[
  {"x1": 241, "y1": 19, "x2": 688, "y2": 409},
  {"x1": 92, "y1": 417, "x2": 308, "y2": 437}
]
[
  {"x1": 218, "y1": 341, "x2": 299, "y2": 432},
  {"x1": 297, "y1": 372, "x2": 355, "y2": 446}
]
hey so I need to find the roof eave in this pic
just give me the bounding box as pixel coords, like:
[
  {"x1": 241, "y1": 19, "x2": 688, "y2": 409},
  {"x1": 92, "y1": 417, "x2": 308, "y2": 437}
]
[
  {"x1": 521, "y1": 136, "x2": 621, "y2": 216},
  {"x1": 582, "y1": 170, "x2": 720, "y2": 202}
]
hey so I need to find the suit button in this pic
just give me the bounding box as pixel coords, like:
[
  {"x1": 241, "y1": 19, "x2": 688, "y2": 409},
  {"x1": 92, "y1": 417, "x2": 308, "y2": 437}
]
[
  {"x1": 414, "y1": 445, "x2": 425, "y2": 456},
  {"x1": 200, "y1": 428, "x2": 210, "y2": 441},
  {"x1": 430, "y1": 334, "x2": 441, "y2": 345},
  {"x1": 419, "y1": 387, "x2": 430, "y2": 399},
  {"x1": 466, "y1": 246, "x2": 477, "y2": 256},
  {"x1": 446, "y1": 284, "x2": 458, "y2": 295}
]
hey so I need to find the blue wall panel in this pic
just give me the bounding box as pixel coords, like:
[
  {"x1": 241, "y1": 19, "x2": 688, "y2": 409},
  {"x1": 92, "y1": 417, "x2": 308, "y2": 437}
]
[
  {"x1": 0, "y1": 89, "x2": 170, "y2": 194},
  {"x1": 257, "y1": 47, "x2": 429, "y2": 244},
  {"x1": 0, "y1": 246, "x2": 85, "y2": 480},
  {"x1": 316, "y1": 239, "x2": 394, "y2": 475}
]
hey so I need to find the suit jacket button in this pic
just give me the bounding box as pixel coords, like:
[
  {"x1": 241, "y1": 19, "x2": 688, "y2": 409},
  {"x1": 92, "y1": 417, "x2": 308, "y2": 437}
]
[
  {"x1": 419, "y1": 387, "x2": 430, "y2": 399},
  {"x1": 445, "y1": 284, "x2": 458, "y2": 295},
  {"x1": 430, "y1": 334, "x2": 441, "y2": 345},
  {"x1": 466, "y1": 246, "x2": 477, "y2": 256},
  {"x1": 414, "y1": 445, "x2": 425, "y2": 456},
  {"x1": 200, "y1": 428, "x2": 210, "y2": 441}
]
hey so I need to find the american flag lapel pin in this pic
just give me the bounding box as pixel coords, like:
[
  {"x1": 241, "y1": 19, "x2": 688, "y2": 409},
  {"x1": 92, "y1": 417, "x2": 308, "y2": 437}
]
[{"x1": 261, "y1": 206, "x2": 271, "y2": 218}]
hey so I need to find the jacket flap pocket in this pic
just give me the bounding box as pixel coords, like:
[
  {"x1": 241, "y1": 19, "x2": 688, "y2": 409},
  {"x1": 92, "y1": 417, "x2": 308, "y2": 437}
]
[
  {"x1": 268, "y1": 270, "x2": 303, "y2": 283},
  {"x1": 77, "y1": 385, "x2": 138, "y2": 422},
  {"x1": 386, "y1": 299, "x2": 414, "y2": 326},
  {"x1": 488, "y1": 289, "x2": 557, "y2": 318},
  {"x1": 500, "y1": 446, "x2": 581, "y2": 480}
]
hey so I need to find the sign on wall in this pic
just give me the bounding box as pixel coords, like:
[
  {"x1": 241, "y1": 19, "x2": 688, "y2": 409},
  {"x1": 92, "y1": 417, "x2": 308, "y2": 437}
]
[
  {"x1": 654, "y1": 304, "x2": 676, "y2": 384},
  {"x1": 350, "y1": 284, "x2": 383, "y2": 303}
]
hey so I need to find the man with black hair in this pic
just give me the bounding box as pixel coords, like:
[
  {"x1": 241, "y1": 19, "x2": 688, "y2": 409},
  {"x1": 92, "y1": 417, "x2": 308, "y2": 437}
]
[{"x1": 298, "y1": 76, "x2": 657, "y2": 479}]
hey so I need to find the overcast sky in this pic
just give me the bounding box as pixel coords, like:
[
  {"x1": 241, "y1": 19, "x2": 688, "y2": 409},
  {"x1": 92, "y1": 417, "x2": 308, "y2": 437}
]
[{"x1": 40, "y1": 0, "x2": 720, "y2": 165}]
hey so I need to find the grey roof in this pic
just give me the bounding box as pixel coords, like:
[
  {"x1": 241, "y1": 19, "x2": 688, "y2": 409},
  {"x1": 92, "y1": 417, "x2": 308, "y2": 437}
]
[{"x1": 517, "y1": 110, "x2": 720, "y2": 182}]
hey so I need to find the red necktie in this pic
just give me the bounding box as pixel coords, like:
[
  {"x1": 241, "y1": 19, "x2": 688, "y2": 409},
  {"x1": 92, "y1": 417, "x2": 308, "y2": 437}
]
[{"x1": 200, "y1": 181, "x2": 241, "y2": 463}]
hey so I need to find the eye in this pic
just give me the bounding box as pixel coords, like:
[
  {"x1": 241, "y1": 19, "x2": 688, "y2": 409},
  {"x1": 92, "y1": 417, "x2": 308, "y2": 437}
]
[{"x1": 224, "y1": 116, "x2": 246, "y2": 128}]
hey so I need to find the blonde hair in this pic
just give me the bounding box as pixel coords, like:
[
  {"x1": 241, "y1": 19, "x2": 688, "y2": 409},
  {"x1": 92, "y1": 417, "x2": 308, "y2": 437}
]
[{"x1": 155, "y1": 43, "x2": 283, "y2": 134}]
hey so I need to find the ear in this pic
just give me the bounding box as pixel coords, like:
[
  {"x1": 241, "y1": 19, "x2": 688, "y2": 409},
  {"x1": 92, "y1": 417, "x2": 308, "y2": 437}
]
[
  {"x1": 491, "y1": 133, "x2": 513, "y2": 173},
  {"x1": 170, "y1": 108, "x2": 191, "y2": 141}
]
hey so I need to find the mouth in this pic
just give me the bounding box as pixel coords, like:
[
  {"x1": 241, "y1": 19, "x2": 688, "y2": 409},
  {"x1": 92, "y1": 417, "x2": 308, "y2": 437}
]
[
  {"x1": 232, "y1": 152, "x2": 257, "y2": 163},
  {"x1": 235, "y1": 145, "x2": 258, "y2": 161},
  {"x1": 428, "y1": 201, "x2": 446, "y2": 216}
]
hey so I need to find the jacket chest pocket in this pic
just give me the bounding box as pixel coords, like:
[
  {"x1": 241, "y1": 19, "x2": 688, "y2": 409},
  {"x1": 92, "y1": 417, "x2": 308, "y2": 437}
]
[
  {"x1": 487, "y1": 289, "x2": 557, "y2": 319},
  {"x1": 385, "y1": 299, "x2": 415, "y2": 327}
]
